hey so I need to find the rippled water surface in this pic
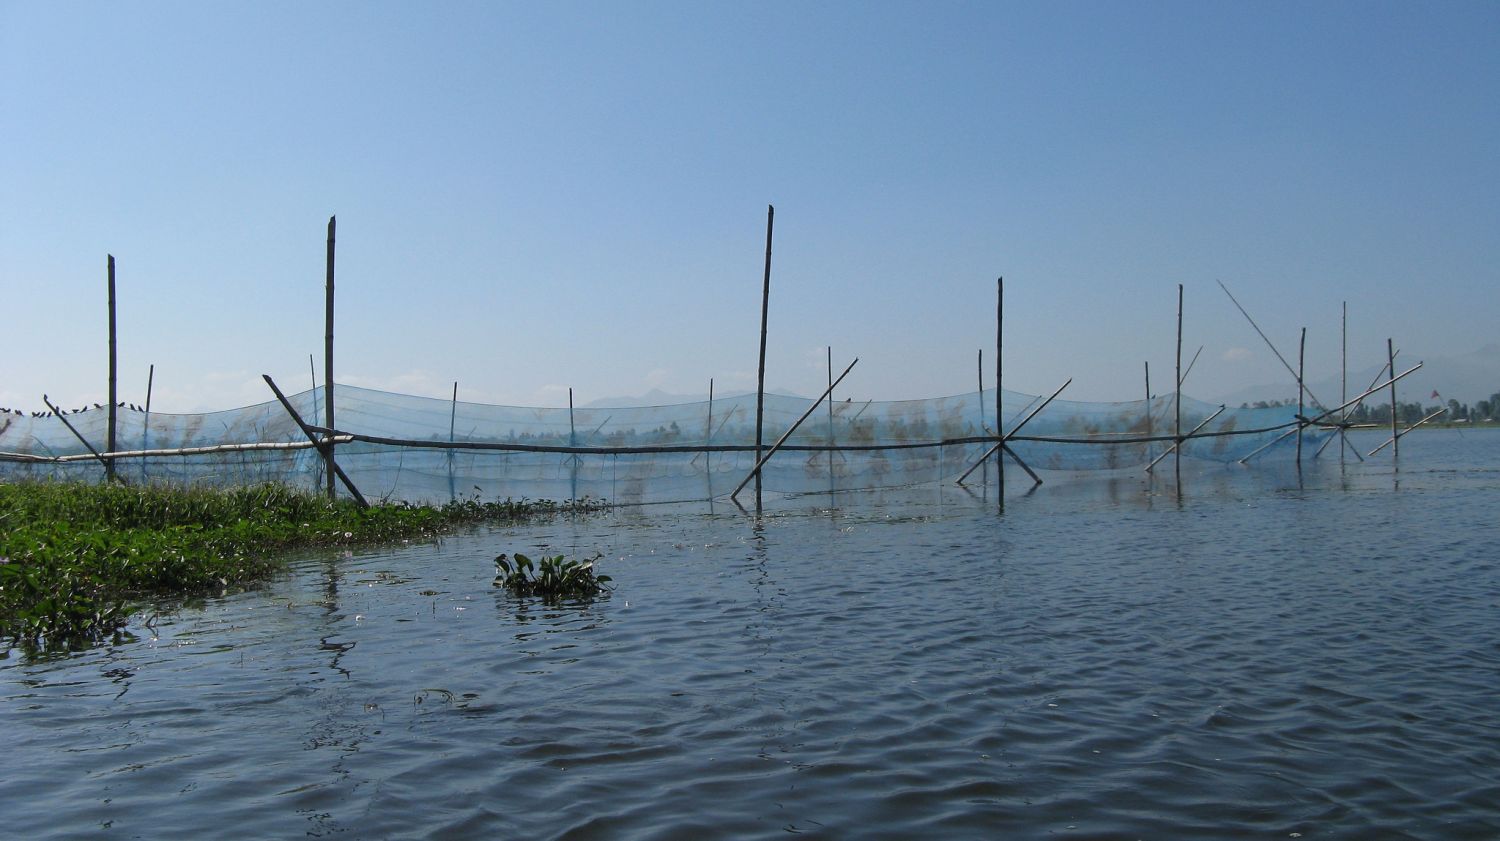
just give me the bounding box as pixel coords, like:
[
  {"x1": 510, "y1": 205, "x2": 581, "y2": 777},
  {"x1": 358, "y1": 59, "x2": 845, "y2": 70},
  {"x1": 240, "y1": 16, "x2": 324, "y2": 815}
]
[{"x1": 6, "y1": 430, "x2": 1500, "y2": 839}]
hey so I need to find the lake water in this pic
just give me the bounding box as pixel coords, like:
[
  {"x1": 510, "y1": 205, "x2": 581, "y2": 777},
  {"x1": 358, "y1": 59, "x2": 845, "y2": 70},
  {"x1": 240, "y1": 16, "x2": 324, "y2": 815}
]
[{"x1": 5, "y1": 429, "x2": 1500, "y2": 839}]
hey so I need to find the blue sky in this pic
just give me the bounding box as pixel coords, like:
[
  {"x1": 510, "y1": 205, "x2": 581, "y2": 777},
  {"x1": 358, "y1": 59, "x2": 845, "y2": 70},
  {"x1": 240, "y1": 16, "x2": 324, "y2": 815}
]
[{"x1": 3, "y1": 1, "x2": 1497, "y2": 412}]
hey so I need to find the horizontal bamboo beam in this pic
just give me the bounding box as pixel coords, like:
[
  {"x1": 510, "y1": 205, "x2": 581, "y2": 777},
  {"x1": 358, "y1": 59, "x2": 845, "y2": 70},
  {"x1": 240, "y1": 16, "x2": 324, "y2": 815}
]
[{"x1": 0, "y1": 436, "x2": 353, "y2": 464}]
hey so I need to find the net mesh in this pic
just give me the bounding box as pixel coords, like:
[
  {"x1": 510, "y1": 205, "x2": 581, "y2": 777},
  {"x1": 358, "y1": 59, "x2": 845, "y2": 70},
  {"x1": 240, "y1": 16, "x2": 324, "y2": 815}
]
[{"x1": 0, "y1": 385, "x2": 1323, "y2": 504}]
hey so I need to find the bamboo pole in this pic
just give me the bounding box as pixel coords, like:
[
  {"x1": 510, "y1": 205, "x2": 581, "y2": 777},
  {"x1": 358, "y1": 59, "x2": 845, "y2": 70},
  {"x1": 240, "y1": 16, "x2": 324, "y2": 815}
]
[
  {"x1": 264, "y1": 374, "x2": 368, "y2": 508},
  {"x1": 569, "y1": 386, "x2": 578, "y2": 503},
  {"x1": 449, "y1": 382, "x2": 458, "y2": 441},
  {"x1": 1144, "y1": 361, "x2": 1152, "y2": 461},
  {"x1": 2, "y1": 436, "x2": 355, "y2": 464},
  {"x1": 1148, "y1": 405, "x2": 1226, "y2": 472},
  {"x1": 42, "y1": 395, "x2": 110, "y2": 474},
  {"x1": 310, "y1": 353, "x2": 319, "y2": 420},
  {"x1": 1297, "y1": 327, "x2": 1305, "y2": 466},
  {"x1": 978, "y1": 348, "x2": 987, "y2": 486},
  {"x1": 1180, "y1": 345, "x2": 1203, "y2": 387},
  {"x1": 957, "y1": 378, "x2": 1071, "y2": 484},
  {"x1": 1340, "y1": 303, "x2": 1347, "y2": 465},
  {"x1": 705, "y1": 377, "x2": 715, "y2": 500},
  {"x1": 1175, "y1": 284, "x2": 1183, "y2": 485},
  {"x1": 827, "y1": 346, "x2": 835, "y2": 492},
  {"x1": 324, "y1": 215, "x2": 337, "y2": 500},
  {"x1": 1387, "y1": 338, "x2": 1398, "y2": 459},
  {"x1": 1368, "y1": 408, "x2": 1445, "y2": 456},
  {"x1": 1218, "y1": 279, "x2": 1327, "y2": 411},
  {"x1": 754, "y1": 204, "x2": 774, "y2": 508},
  {"x1": 1238, "y1": 363, "x2": 1422, "y2": 463},
  {"x1": 107, "y1": 254, "x2": 117, "y2": 482},
  {"x1": 143, "y1": 363, "x2": 154, "y2": 481},
  {"x1": 996, "y1": 277, "x2": 1004, "y2": 489},
  {"x1": 732, "y1": 358, "x2": 857, "y2": 502},
  {"x1": 448, "y1": 381, "x2": 458, "y2": 502}
]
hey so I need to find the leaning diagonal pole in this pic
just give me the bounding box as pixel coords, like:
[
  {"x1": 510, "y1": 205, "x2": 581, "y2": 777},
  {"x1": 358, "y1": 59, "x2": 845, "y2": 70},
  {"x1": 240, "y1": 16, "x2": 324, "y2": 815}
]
[
  {"x1": 42, "y1": 395, "x2": 111, "y2": 475},
  {"x1": 1239, "y1": 363, "x2": 1422, "y2": 464},
  {"x1": 957, "y1": 378, "x2": 1070, "y2": 485},
  {"x1": 1218, "y1": 279, "x2": 1327, "y2": 411},
  {"x1": 1368, "y1": 408, "x2": 1446, "y2": 456},
  {"x1": 1146, "y1": 405, "x2": 1226, "y2": 473},
  {"x1": 264, "y1": 374, "x2": 369, "y2": 509},
  {"x1": 731, "y1": 358, "x2": 857, "y2": 502}
]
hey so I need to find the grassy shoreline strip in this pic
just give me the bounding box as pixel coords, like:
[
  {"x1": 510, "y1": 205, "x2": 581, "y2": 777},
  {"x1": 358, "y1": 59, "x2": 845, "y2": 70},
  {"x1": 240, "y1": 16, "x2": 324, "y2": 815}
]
[{"x1": 0, "y1": 480, "x2": 598, "y2": 649}]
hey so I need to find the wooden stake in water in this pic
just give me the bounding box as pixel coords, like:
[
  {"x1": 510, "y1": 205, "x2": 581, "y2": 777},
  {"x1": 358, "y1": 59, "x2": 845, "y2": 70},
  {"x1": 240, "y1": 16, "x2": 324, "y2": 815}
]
[
  {"x1": 1144, "y1": 360, "x2": 1152, "y2": 462},
  {"x1": 978, "y1": 348, "x2": 987, "y2": 487},
  {"x1": 107, "y1": 254, "x2": 117, "y2": 482},
  {"x1": 996, "y1": 277, "x2": 1004, "y2": 492},
  {"x1": 827, "y1": 345, "x2": 835, "y2": 492},
  {"x1": 1297, "y1": 327, "x2": 1306, "y2": 466},
  {"x1": 754, "y1": 204, "x2": 774, "y2": 508},
  {"x1": 1175, "y1": 284, "x2": 1183, "y2": 486},
  {"x1": 705, "y1": 378, "x2": 715, "y2": 502},
  {"x1": 1388, "y1": 338, "x2": 1398, "y2": 459},
  {"x1": 323, "y1": 215, "x2": 337, "y2": 500},
  {"x1": 569, "y1": 386, "x2": 578, "y2": 503},
  {"x1": 1341, "y1": 303, "x2": 1348, "y2": 465}
]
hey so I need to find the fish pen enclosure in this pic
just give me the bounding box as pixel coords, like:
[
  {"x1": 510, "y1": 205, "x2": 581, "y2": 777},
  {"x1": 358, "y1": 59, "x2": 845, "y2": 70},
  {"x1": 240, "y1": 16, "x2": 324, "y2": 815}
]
[
  {"x1": 3, "y1": 215, "x2": 1426, "y2": 506},
  {"x1": 0, "y1": 384, "x2": 1366, "y2": 506}
]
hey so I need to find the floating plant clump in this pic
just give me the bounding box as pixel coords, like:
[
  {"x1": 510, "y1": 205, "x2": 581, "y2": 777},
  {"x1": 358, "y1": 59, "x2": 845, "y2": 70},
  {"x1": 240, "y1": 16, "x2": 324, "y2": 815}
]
[{"x1": 493, "y1": 552, "x2": 611, "y2": 601}]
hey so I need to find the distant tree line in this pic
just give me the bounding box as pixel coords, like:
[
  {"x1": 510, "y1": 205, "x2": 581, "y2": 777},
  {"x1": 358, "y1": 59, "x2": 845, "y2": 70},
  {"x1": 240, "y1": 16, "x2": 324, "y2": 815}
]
[{"x1": 1240, "y1": 392, "x2": 1500, "y2": 424}]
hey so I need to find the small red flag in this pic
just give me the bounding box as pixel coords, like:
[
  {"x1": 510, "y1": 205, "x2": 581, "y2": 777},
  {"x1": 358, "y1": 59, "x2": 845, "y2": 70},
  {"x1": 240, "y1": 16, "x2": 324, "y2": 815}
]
[{"x1": 1431, "y1": 390, "x2": 1441, "y2": 399}]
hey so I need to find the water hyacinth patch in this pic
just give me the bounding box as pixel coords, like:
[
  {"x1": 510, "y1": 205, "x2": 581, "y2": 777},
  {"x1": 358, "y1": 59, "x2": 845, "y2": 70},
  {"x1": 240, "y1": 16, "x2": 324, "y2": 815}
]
[
  {"x1": 0, "y1": 480, "x2": 600, "y2": 651},
  {"x1": 493, "y1": 552, "x2": 612, "y2": 601}
]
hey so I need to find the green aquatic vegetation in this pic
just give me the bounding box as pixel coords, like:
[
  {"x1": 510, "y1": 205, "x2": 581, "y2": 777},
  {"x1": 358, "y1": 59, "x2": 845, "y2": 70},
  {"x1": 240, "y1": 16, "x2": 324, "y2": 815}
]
[
  {"x1": 493, "y1": 552, "x2": 612, "y2": 601},
  {"x1": 0, "y1": 480, "x2": 599, "y2": 649}
]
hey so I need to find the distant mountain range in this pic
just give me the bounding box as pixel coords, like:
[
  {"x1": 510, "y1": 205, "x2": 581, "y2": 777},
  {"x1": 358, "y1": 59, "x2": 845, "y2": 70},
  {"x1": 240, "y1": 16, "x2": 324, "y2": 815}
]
[
  {"x1": 1212, "y1": 344, "x2": 1500, "y2": 409},
  {"x1": 582, "y1": 387, "x2": 805, "y2": 408}
]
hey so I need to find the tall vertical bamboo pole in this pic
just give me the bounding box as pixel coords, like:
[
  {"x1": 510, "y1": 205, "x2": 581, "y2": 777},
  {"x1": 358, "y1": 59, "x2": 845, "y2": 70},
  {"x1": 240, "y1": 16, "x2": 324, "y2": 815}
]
[
  {"x1": 1175, "y1": 284, "x2": 1183, "y2": 486},
  {"x1": 996, "y1": 277, "x2": 1004, "y2": 490},
  {"x1": 754, "y1": 205, "x2": 774, "y2": 508},
  {"x1": 1341, "y1": 303, "x2": 1347, "y2": 465},
  {"x1": 107, "y1": 254, "x2": 117, "y2": 482},
  {"x1": 977, "y1": 349, "x2": 987, "y2": 486},
  {"x1": 568, "y1": 387, "x2": 578, "y2": 503},
  {"x1": 324, "y1": 216, "x2": 337, "y2": 500},
  {"x1": 705, "y1": 378, "x2": 715, "y2": 501},
  {"x1": 1144, "y1": 361, "x2": 1152, "y2": 462},
  {"x1": 1388, "y1": 338, "x2": 1398, "y2": 459},
  {"x1": 1297, "y1": 327, "x2": 1306, "y2": 466},
  {"x1": 827, "y1": 346, "x2": 835, "y2": 490}
]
